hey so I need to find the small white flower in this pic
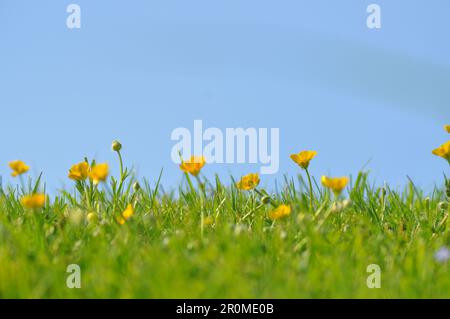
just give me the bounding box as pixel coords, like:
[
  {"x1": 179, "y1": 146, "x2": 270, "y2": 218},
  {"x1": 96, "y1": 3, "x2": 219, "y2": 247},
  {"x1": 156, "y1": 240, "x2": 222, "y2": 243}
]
[
  {"x1": 162, "y1": 237, "x2": 170, "y2": 247},
  {"x1": 434, "y1": 246, "x2": 450, "y2": 263}
]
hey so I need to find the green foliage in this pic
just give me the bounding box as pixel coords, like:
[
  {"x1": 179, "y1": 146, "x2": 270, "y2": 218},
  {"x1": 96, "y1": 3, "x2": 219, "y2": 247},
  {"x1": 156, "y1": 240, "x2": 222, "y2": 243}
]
[{"x1": 0, "y1": 167, "x2": 449, "y2": 298}]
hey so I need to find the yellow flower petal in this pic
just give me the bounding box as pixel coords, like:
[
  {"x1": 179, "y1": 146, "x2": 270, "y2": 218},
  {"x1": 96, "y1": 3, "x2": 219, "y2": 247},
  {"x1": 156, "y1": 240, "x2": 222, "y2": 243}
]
[
  {"x1": 68, "y1": 162, "x2": 90, "y2": 181},
  {"x1": 21, "y1": 193, "x2": 46, "y2": 209},
  {"x1": 269, "y1": 204, "x2": 291, "y2": 221},
  {"x1": 321, "y1": 176, "x2": 349, "y2": 195},
  {"x1": 432, "y1": 141, "x2": 450, "y2": 161},
  {"x1": 122, "y1": 204, "x2": 134, "y2": 220},
  {"x1": 236, "y1": 173, "x2": 260, "y2": 191},
  {"x1": 116, "y1": 215, "x2": 126, "y2": 225},
  {"x1": 290, "y1": 150, "x2": 317, "y2": 170},
  {"x1": 9, "y1": 160, "x2": 30, "y2": 177},
  {"x1": 179, "y1": 156, "x2": 206, "y2": 176},
  {"x1": 89, "y1": 163, "x2": 109, "y2": 185},
  {"x1": 117, "y1": 204, "x2": 134, "y2": 225}
]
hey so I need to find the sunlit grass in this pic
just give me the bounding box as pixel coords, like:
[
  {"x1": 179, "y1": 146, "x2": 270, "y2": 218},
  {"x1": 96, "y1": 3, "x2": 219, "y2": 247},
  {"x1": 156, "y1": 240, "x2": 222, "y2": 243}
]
[{"x1": 0, "y1": 133, "x2": 449, "y2": 298}]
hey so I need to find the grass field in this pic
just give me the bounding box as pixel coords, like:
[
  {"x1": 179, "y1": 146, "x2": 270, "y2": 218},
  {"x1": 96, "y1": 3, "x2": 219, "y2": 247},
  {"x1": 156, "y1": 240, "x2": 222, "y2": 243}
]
[{"x1": 0, "y1": 139, "x2": 449, "y2": 298}]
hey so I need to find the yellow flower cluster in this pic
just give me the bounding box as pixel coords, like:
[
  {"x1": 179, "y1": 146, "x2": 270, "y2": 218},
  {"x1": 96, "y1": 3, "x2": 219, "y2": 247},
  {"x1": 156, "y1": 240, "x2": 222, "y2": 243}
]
[
  {"x1": 176, "y1": 149, "x2": 350, "y2": 221},
  {"x1": 68, "y1": 161, "x2": 109, "y2": 185},
  {"x1": 289, "y1": 149, "x2": 349, "y2": 196},
  {"x1": 7, "y1": 161, "x2": 45, "y2": 209},
  {"x1": 7, "y1": 124, "x2": 448, "y2": 218}
]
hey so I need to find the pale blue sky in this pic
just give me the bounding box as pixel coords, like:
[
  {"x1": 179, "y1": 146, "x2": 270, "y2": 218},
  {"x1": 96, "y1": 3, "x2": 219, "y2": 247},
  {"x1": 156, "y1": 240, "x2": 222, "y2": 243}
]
[{"x1": 0, "y1": 0, "x2": 449, "y2": 192}]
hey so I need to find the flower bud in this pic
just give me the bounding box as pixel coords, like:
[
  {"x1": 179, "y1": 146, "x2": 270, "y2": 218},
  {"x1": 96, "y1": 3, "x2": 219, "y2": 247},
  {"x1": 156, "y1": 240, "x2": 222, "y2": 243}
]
[
  {"x1": 87, "y1": 212, "x2": 98, "y2": 223},
  {"x1": 133, "y1": 181, "x2": 141, "y2": 192},
  {"x1": 261, "y1": 195, "x2": 271, "y2": 204},
  {"x1": 112, "y1": 140, "x2": 122, "y2": 152},
  {"x1": 438, "y1": 201, "x2": 448, "y2": 211}
]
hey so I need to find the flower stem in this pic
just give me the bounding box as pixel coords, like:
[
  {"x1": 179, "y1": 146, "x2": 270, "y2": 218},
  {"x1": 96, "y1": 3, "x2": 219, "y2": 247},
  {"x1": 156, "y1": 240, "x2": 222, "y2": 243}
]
[
  {"x1": 185, "y1": 173, "x2": 196, "y2": 195},
  {"x1": 200, "y1": 202, "x2": 204, "y2": 239},
  {"x1": 117, "y1": 151, "x2": 124, "y2": 182},
  {"x1": 254, "y1": 188, "x2": 277, "y2": 207},
  {"x1": 195, "y1": 175, "x2": 206, "y2": 197},
  {"x1": 305, "y1": 168, "x2": 314, "y2": 211},
  {"x1": 19, "y1": 175, "x2": 26, "y2": 195},
  {"x1": 242, "y1": 202, "x2": 265, "y2": 220}
]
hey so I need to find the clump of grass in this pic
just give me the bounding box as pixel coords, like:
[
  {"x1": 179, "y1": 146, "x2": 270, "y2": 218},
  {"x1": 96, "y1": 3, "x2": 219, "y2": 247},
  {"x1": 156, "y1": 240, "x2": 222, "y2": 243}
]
[{"x1": 0, "y1": 135, "x2": 449, "y2": 298}]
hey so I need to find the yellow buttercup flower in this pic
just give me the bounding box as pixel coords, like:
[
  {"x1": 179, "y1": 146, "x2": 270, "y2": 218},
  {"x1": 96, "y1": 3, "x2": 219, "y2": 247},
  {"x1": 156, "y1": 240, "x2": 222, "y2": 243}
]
[
  {"x1": 179, "y1": 156, "x2": 206, "y2": 176},
  {"x1": 117, "y1": 204, "x2": 134, "y2": 225},
  {"x1": 444, "y1": 125, "x2": 450, "y2": 133},
  {"x1": 89, "y1": 163, "x2": 109, "y2": 185},
  {"x1": 122, "y1": 204, "x2": 134, "y2": 219},
  {"x1": 269, "y1": 204, "x2": 291, "y2": 221},
  {"x1": 116, "y1": 215, "x2": 126, "y2": 225},
  {"x1": 321, "y1": 176, "x2": 349, "y2": 195},
  {"x1": 21, "y1": 193, "x2": 46, "y2": 209},
  {"x1": 237, "y1": 173, "x2": 260, "y2": 191},
  {"x1": 291, "y1": 150, "x2": 317, "y2": 210},
  {"x1": 290, "y1": 150, "x2": 317, "y2": 170},
  {"x1": 9, "y1": 160, "x2": 30, "y2": 177},
  {"x1": 68, "y1": 162, "x2": 89, "y2": 181},
  {"x1": 432, "y1": 141, "x2": 450, "y2": 162},
  {"x1": 203, "y1": 216, "x2": 214, "y2": 226}
]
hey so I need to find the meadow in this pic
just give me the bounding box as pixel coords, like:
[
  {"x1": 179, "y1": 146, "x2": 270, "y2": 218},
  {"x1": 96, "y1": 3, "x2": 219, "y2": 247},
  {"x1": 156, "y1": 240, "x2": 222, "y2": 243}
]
[{"x1": 0, "y1": 129, "x2": 449, "y2": 298}]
